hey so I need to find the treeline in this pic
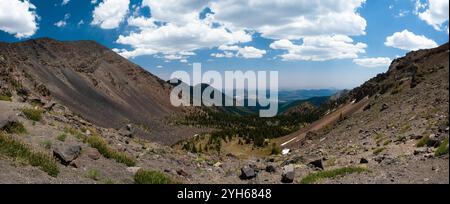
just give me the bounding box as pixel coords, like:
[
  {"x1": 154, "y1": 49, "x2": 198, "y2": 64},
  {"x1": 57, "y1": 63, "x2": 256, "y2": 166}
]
[{"x1": 179, "y1": 107, "x2": 326, "y2": 148}]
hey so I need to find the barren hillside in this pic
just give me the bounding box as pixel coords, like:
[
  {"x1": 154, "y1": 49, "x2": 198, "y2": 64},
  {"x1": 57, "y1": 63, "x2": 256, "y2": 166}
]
[
  {"x1": 0, "y1": 38, "x2": 201, "y2": 145},
  {"x1": 278, "y1": 43, "x2": 449, "y2": 183}
]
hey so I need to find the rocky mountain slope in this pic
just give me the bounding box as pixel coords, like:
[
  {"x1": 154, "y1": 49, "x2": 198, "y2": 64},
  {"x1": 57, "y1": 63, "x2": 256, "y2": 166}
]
[
  {"x1": 277, "y1": 42, "x2": 449, "y2": 183},
  {"x1": 0, "y1": 38, "x2": 201, "y2": 145},
  {"x1": 0, "y1": 39, "x2": 448, "y2": 184}
]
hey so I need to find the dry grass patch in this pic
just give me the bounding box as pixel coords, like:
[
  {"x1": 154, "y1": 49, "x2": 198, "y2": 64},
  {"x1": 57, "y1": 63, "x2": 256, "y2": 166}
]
[
  {"x1": 299, "y1": 167, "x2": 367, "y2": 184},
  {"x1": 134, "y1": 170, "x2": 176, "y2": 184},
  {"x1": 1, "y1": 121, "x2": 27, "y2": 134},
  {"x1": 86, "y1": 133, "x2": 136, "y2": 167},
  {"x1": 0, "y1": 133, "x2": 59, "y2": 177},
  {"x1": 22, "y1": 108, "x2": 43, "y2": 122}
]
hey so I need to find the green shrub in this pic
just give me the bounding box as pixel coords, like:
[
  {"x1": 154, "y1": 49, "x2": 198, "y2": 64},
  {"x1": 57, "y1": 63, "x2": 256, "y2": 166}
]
[
  {"x1": 376, "y1": 138, "x2": 385, "y2": 146},
  {"x1": 416, "y1": 135, "x2": 430, "y2": 147},
  {"x1": 134, "y1": 170, "x2": 175, "y2": 184},
  {"x1": 10, "y1": 79, "x2": 22, "y2": 89},
  {"x1": 0, "y1": 133, "x2": 59, "y2": 177},
  {"x1": 373, "y1": 147, "x2": 385, "y2": 155},
  {"x1": 57, "y1": 133, "x2": 67, "y2": 142},
  {"x1": 29, "y1": 99, "x2": 44, "y2": 107},
  {"x1": 435, "y1": 139, "x2": 449, "y2": 157},
  {"x1": 0, "y1": 95, "x2": 12, "y2": 101},
  {"x1": 86, "y1": 133, "x2": 136, "y2": 167},
  {"x1": 41, "y1": 140, "x2": 52, "y2": 149},
  {"x1": 64, "y1": 127, "x2": 85, "y2": 140},
  {"x1": 399, "y1": 124, "x2": 411, "y2": 134},
  {"x1": 325, "y1": 157, "x2": 337, "y2": 167},
  {"x1": 1, "y1": 121, "x2": 27, "y2": 134},
  {"x1": 22, "y1": 108, "x2": 43, "y2": 121},
  {"x1": 300, "y1": 167, "x2": 367, "y2": 184},
  {"x1": 103, "y1": 179, "x2": 115, "y2": 184},
  {"x1": 86, "y1": 169, "x2": 100, "y2": 181},
  {"x1": 64, "y1": 127, "x2": 77, "y2": 135},
  {"x1": 270, "y1": 143, "x2": 282, "y2": 155}
]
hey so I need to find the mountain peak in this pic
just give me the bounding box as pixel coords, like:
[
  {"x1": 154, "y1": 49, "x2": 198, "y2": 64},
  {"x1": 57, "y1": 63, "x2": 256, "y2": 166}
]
[{"x1": 0, "y1": 38, "x2": 200, "y2": 145}]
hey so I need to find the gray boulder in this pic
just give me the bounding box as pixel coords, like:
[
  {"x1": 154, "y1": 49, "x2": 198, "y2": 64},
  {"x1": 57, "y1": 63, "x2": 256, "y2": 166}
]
[
  {"x1": 53, "y1": 145, "x2": 82, "y2": 166},
  {"x1": 414, "y1": 147, "x2": 430, "y2": 155},
  {"x1": 119, "y1": 124, "x2": 134, "y2": 138},
  {"x1": 265, "y1": 164, "x2": 277, "y2": 173},
  {"x1": 426, "y1": 138, "x2": 441, "y2": 148},
  {"x1": 360, "y1": 158, "x2": 369, "y2": 164},
  {"x1": 308, "y1": 159, "x2": 324, "y2": 170},
  {"x1": 87, "y1": 148, "x2": 101, "y2": 160},
  {"x1": 0, "y1": 115, "x2": 19, "y2": 130},
  {"x1": 281, "y1": 164, "x2": 295, "y2": 183},
  {"x1": 240, "y1": 165, "x2": 256, "y2": 180}
]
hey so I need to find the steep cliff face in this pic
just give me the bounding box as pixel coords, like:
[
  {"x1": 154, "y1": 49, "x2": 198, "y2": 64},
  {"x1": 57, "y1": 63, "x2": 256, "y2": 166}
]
[{"x1": 0, "y1": 38, "x2": 198, "y2": 144}]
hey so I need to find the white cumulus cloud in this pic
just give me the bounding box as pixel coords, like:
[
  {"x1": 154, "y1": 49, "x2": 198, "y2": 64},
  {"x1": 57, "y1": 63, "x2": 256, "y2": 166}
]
[
  {"x1": 92, "y1": 0, "x2": 130, "y2": 29},
  {"x1": 385, "y1": 29, "x2": 438, "y2": 51},
  {"x1": 212, "y1": 46, "x2": 266, "y2": 59},
  {"x1": 237, "y1": 46, "x2": 266, "y2": 59},
  {"x1": 211, "y1": 52, "x2": 235, "y2": 58},
  {"x1": 54, "y1": 13, "x2": 70, "y2": 28},
  {"x1": 210, "y1": 0, "x2": 367, "y2": 40},
  {"x1": 211, "y1": 45, "x2": 267, "y2": 59},
  {"x1": 126, "y1": 16, "x2": 156, "y2": 29},
  {"x1": 353, "y1": 57, "x2": 392, "y2": 68},
  {"x1": 54, "y1": 21, "x2": 66, "y2": 28},
  {"x1": 416, "y1": 0, "x2": 449, "y2": 31},
  {"x1": 270, "y1": 35, "x2": 367, "y2": 61},
  {"x1": 218, "y1": 45, "x2": 240, "y2": 51},
  {"x1": 116, "y1": 15, "x2": 251, "y2": 58},
  {"x1": 114, "y1": 0, "x2": 369, "y2": 60},
  {"x1": 0, "y1": 0, "x2": 38, "y2": 38}
]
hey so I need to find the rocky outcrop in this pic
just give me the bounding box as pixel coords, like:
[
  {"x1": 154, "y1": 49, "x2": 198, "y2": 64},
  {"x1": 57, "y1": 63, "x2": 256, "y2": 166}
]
[{"x1": 53, "y1": 145, "x2": 82, "y2": 166}]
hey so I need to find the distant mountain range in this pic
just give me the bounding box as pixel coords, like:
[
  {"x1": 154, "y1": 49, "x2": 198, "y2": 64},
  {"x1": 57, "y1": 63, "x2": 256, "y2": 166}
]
[
  {"x1": 278, "y1": 96, "x2": 330, "y2": 114},
  {"x1": 168, "y1": 79, "x2": 339, "y2": 116},
  {"x1": 277, "y1": 89, "x2": 339, "y2": 103}
]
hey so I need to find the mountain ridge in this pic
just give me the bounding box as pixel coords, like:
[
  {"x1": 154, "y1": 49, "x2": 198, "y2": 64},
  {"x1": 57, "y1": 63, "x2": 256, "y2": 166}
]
[{"x1": 0, "y1": 38, "x2": 200, "y2": 145}]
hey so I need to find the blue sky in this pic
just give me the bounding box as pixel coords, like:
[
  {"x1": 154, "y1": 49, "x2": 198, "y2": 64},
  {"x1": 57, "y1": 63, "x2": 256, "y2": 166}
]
[{"x1": 0, "y1": 0, "x2": 448, "y2": 90}]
